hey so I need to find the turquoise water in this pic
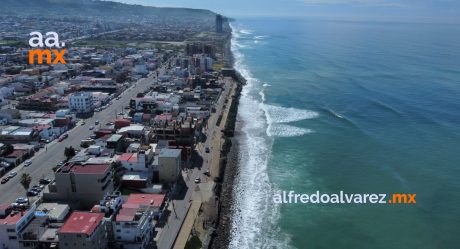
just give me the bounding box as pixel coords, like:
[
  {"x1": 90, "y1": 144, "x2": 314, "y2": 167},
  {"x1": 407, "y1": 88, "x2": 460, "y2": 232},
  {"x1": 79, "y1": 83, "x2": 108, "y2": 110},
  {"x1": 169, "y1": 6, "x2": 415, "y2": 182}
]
[{"x1": 229, "y1": 17, "x2": 460, "y2": 249}]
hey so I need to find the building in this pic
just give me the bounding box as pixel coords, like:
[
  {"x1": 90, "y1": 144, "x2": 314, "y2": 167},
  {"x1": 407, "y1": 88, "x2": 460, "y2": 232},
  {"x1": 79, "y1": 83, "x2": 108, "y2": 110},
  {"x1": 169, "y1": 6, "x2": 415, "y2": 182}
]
[
  {"x1": 59, "y1": 211, "x2": 107, "y2": 249},
  {"x1": 0, "y1": 125, "x2": 39, "y2": 144},
  {"x1": 44, "y1": 163, "x2": 113, "y2": 209},
  {"x1": 113, "y1": 194, "x2": 166, "y2": 249},
  {"x1": 215, "y1": 14, "x2": 223, "y2": 33},
  {"x1": 68, "y1": 91, "x2": 94, "y2": 114},
  {"x1": 0, "y1": 203, "x2": 37, "y2": 249},
  {"x1": 18, "y1": 202, "x2": 70, "y2": 249},
  {"x1": 118, "y1": 150, "x2": 155, "y2": 172},
  {"x1": 158, "y1": 149, "x2": 182, "y2": 182}
]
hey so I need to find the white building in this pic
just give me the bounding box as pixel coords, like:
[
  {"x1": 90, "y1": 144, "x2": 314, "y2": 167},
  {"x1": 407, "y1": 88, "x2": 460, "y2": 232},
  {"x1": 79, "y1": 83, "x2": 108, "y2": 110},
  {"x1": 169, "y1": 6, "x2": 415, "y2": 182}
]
[
  {"x1": 113, "y1": 194, "x2": 165, "y2": 249},
  {"x1": 0, "y1": 203, "x2": 37, "y2": 249},
  {"x1": 68, "y1": 92, "x2": 93, "y2": 113}
]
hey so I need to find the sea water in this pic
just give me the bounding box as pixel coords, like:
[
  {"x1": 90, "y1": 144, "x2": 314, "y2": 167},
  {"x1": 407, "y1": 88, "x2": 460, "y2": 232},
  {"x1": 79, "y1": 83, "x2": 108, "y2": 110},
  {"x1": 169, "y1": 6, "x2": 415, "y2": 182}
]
[{"x1": 228, "y1": 17, "x2": 460, "y2": 249}]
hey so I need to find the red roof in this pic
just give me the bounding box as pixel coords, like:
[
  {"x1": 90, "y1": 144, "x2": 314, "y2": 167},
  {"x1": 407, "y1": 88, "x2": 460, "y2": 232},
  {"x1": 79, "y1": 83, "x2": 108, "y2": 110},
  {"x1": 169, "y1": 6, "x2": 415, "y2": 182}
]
[
  {"x1": 33, "y1": 124, "x2": 51, "y2": 132},
  {"x1": 126, "y1": 194, "x2": 165, "y2": 208},
  {"x1": 0, "y1": 209, "x2": 28, "y2": 225},
  {"x1": 6, "y1": 150, "x2": 27, "y2": 158},
  {"x1": 115, "y1": 207, "x2": 138, "y2": 222},
  {"x1": 71, "y1": 164, "x2": 110, "y2": 174},
  {"x1": 59, "y1": 163, "x2": 110, "y2": 174},
  {"x1": 115, "y1": 194, "x2": 165, "y2": 222},
  {"x1": 60, "y1": 211, "x2": 104, "y2": 235},
  {"x1": 118, "y1": 153, "x2": 137, "y2": 163}
]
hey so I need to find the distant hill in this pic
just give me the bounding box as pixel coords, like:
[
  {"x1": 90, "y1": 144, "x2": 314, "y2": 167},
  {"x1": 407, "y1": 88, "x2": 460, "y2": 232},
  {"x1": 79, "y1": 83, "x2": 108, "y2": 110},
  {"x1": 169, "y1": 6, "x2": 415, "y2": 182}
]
[{"x1": 1, "y1": 0, "x2": 217, "y2": 22}]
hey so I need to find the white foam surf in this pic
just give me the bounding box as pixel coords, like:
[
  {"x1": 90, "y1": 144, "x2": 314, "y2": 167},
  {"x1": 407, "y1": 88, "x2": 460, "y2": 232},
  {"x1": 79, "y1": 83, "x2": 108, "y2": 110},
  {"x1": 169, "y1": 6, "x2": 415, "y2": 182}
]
[{"x1": 228, "y1": 23, "x2": 294, "y2": 249}]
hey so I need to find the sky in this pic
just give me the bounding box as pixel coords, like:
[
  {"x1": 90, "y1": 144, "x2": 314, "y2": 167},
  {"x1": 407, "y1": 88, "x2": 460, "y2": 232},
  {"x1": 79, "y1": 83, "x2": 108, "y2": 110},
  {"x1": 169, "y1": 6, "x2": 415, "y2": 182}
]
[{"x1": 113, "y1": 0, "x2": 460, "y2": 23}]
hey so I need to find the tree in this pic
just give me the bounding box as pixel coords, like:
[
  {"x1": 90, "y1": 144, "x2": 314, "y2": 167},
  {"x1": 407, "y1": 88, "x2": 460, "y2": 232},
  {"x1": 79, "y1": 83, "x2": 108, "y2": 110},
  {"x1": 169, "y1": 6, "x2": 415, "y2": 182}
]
[
  {"x1": 2, "y1": 144, "x2": 14, "y2": 156},
  {"x1": 64, "y1": 146, "x2": 76, "y2": 160},
  {"x1": 20, "y1": 173, "x2": 32, "y2": 191}
]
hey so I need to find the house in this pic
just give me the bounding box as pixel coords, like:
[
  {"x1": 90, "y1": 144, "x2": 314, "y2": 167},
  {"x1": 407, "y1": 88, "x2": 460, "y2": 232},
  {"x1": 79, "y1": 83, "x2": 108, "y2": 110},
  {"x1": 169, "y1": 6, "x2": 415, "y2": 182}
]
[
  {"x1": 118, "y1": 151, "x2": 144, "y2": 172},
  {"x1": 43, "y1": 163, "x2": 114, "y2": 209},
  {"x1": 17, "y1": 202, "x2": 70, "y2": 248},
  {"x1": 59, "y1": 211, "x2": 107, "y2": 249},
  {"x1": 0, "y1": 203, "x2": 37, "y2": 249},
  {"x1": 113, "y1": 194, "x2": 165, "y2": 249}
]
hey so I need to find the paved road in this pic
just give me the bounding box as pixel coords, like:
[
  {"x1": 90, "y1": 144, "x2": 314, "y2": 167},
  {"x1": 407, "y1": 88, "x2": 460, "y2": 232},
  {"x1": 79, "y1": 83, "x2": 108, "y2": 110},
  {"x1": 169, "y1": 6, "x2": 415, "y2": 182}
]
[
  {"x1": 156, "y1": 78, "x2": 231, "y2": 249},
  {"x1": 0, "y1": 70, "x2": 163, "y2": 204}
]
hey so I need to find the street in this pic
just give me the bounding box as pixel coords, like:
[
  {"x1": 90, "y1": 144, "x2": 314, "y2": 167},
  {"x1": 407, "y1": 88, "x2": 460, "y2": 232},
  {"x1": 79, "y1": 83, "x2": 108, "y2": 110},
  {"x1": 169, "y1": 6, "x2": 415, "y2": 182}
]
[
  {"x1": 156, "y1": 78, "x2": 232, "y2": 249},
  {"x1": 0, "y1": 72, "x2": 158, "y2": 204}
]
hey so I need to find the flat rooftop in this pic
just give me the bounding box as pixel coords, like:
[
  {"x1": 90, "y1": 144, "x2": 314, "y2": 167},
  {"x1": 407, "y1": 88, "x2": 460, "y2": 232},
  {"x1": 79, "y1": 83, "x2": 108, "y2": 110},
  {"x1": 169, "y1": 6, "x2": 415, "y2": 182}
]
[
  {"x1": 57, "y1": 163, "x2": 110, "y2": 174},
  {"x1": 59, "y1": 211, "x2": 104, "y2": 235}
]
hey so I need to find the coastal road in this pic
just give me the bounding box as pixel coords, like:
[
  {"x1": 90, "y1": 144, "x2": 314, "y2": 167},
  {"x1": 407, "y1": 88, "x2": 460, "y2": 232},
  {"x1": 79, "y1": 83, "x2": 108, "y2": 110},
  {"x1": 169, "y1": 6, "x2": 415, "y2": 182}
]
[
  {"x1": 156, "y1": 78, "x2": 232, "y2": 249},
  {"x1": 0, "y1": 69, "x2": 164, "y2": 204}
]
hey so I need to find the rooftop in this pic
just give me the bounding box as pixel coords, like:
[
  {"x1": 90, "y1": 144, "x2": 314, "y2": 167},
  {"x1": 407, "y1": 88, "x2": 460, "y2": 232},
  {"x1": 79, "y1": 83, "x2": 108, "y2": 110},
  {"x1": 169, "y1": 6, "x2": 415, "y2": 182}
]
[
  {"x1": 159, "y1": 148, "x2": 181, "y2": 158},
  {"x1": 115, "y1": 194, "x2": 165, "y2": 222},
  {"x1": 58, "y1": 163, "x2": 110, "y2": 174},
  {"x1": 0, "y1": 209, "x2": 29, "y2": 225},
  {"x1": 59, "y1": 211, "x2": 104, "y2": 235}
]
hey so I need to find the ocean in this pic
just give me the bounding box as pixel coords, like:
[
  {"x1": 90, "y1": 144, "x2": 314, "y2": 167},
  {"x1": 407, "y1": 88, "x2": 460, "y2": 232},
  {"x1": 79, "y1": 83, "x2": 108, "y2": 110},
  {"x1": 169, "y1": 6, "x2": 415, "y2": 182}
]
[{"x1": 228, "y1": 17, "x2": 460, "y2": 249}]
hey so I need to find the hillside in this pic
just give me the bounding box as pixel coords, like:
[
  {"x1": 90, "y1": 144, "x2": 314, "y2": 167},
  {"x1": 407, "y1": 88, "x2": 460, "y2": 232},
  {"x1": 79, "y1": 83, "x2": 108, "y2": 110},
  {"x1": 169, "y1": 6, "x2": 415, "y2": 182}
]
[{"x1": 1, "y1": 0, "x2": 217, "y2": 22}]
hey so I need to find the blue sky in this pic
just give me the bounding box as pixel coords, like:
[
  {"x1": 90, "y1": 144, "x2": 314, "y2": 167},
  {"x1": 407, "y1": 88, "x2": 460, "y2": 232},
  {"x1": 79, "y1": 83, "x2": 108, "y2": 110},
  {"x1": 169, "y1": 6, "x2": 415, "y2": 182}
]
[{"x1": 115, "y1": 0, "x2": 459, "y2": 23}]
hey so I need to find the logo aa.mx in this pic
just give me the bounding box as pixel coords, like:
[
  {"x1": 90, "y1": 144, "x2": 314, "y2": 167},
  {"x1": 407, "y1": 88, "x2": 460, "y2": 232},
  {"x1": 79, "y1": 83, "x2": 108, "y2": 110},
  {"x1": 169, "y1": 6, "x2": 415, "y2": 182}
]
[{"x1": 28, "y1": 31, "x2": 66, "y2": 65}]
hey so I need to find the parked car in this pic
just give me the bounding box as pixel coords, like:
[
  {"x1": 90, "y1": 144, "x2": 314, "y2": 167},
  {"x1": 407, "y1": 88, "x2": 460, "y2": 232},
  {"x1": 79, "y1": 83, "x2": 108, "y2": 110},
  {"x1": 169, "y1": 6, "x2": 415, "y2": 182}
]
[
  {"x1": 8, "y1": 171, "x2": 17, "y2": 178},
  {"x1": 89, "y1": 126, "x2": 94, "y2": 130},
  {"x1": 24, "y1": 160, "x2": 32, "y2": 167},
  {"x1": 204, "y1": 170, "x2": 210, "y2": 177},
  {"x1": 27, "y1": 189, "x2": 39, "y2": 196},
  {"x1": 194, "y1": 177, "x2": 201, "y2": 183},
  {"x1": 1, "y1": 177, "x2": 9, "y2": 184},
  {"x1": 31, "y1": 185, "x2": 44, "y2": 190},
  {"x1": 95, "y1": 120, "x2": 99, "y2": 125},
  {"x1": 205, "y1": 147, "x2": 210, "y2": 153},
  {"x1": 58, "y1": 136, "x2": 65, "y2": 142},
  {"x1": 16, "y1": 197, "x2": 28, "y2": 204},
  {"x1": 63, "y1": 134, "x2": 68, "y2": 139},
  {"x1": 39, "y1": 178, "x2": 52, "y2": 185},
  {"x1": 106, "y1": 122, "x2": 113, "y2": 126},
  {"x1": 81, "y1": 121, "x2": 86, "y2": 125}
]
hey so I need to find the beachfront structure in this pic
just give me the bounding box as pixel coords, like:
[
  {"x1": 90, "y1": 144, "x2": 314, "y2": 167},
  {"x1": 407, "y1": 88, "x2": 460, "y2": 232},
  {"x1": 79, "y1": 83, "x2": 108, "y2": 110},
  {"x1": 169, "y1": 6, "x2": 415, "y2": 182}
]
[
  {"x1": 158, "y1": 148, "x2": 182, "y2": 182},
  {"x1": 113, "y1": 194, "x2": 166, "y2": 249},
  {"x1": 59, "y1": 211, "x2": 107, "y2": 249}
]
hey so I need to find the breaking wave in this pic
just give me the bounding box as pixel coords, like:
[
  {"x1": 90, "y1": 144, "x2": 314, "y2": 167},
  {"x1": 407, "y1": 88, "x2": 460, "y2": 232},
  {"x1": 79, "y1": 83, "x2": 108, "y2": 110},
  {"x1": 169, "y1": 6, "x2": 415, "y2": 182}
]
[{"x1": 228, "y1": 23, "x2": 295, "y2": 249}]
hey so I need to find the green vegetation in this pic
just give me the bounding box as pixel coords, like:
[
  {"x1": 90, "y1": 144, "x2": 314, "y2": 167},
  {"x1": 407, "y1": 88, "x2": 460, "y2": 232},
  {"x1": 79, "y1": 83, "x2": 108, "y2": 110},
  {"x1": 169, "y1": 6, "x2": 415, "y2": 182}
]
[
  {"x1": 20, "y1": 173, "x2": 32, "y2": 190},
  {"x1": 224, "y1": 83, "x2": 243, "y2": 137},
  {"x1": 2, "y1": 144, "x2": 14, "y2": 156},
  {"x1": 1, "y1": 0, "x2": 217, "y2": 20},
  {"x1": 185, "y1": 235, "x2": 202, "y2": 249},
  {"x1": 64, "y1": 146, "x2": 76, "y2": 160},
  {"x1": 74, "y1": 39, "x2": 185, "y2": 50},
  {"x1": 216, "y1": 114, "x2": 223, "y2": 126}
]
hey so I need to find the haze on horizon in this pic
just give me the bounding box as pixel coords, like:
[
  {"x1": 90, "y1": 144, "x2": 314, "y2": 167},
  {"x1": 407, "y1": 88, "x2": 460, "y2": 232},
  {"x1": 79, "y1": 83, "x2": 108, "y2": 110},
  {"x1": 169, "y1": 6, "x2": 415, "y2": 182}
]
[{"x1": 113, "y1": 0, "x2": 459, "y2": 23}]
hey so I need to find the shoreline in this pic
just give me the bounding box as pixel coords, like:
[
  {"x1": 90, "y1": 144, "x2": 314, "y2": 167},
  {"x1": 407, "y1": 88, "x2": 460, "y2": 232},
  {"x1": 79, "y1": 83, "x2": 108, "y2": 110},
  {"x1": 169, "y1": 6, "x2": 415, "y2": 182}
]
[{"x1": 208, "y1": 23, "x2": 244, "y2": 249}]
